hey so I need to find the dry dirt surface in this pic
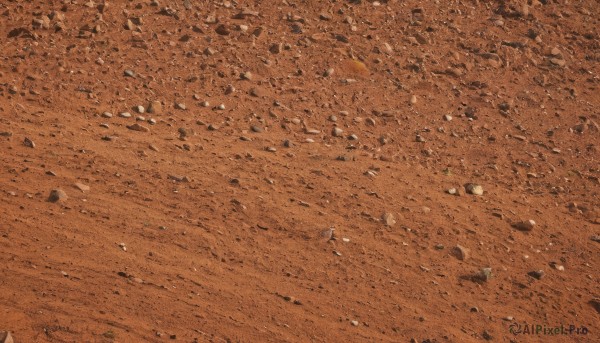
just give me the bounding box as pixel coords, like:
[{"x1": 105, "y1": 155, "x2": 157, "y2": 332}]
[{"x1": 0, "y1": 0, "x2": 599, "y2": 342}]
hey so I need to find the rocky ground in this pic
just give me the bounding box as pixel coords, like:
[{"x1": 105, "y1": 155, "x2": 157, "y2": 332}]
[{"x1": 0, "y1": 0, "x2": 599, "y2": 342}]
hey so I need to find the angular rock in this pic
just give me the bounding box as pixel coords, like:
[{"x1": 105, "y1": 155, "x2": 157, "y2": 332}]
[
  {"x1": 148, "y1": 101, "x2": 163, "y2": 114},
  {"x1": 127, "y1": 123, "x2": 150, "y2": 132},
  {"x1": 465, "y1": 183, "x2": 484, "y2": 196},
  {"x1": 452, "y1": 245, "x2": 470, "y2": 261}
]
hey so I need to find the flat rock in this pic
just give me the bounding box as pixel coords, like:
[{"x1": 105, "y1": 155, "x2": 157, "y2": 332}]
[
  {"x1": 74, "y1": 182, "x2": 90, "y2": 192},
  {"x1": 127, "y1": 123, "x2": 150, "y2": 132}
]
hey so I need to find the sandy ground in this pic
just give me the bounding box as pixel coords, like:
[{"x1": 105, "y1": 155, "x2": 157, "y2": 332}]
[{"x1": 0, "y1": 0, "x2": 598, "y2": 342}]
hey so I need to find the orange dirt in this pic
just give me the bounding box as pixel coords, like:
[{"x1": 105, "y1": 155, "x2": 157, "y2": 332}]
[{"x1": 0, "y1": 0, "x2": 598, "y2": 342}]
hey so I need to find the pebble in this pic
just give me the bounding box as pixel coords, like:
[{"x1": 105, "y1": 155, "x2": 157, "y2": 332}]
[
  {"x1": 175, "y1": 103, "x2": 186, "y2": 110},
  {"x1": 452, "y1": 245, "x2": 470, "y2": 261},
  {"x1": 320, "y1": 227, "x2": 335, "y2": 241},
  {"x1": 101, "y1": 112, "x2": 113, "y2": 118},
  {"x1": 528, "y1": 270, "x2": 545, "y2": 280},
  {"x1": 23, "y1": 137, "x2": 35, "y2": 148},
  {"x1": 347, "y1": 134, "x2": 358, "y2": 140},
  {"x1": 119, "y1": 112, "x2": 132, "y2": 118},
  {"x1": 410, "y1": 95, "x2": 417, "y2": 104},
  {"x1": 251, "y1": 125, "x2": 264, "y2": 133},
  {"x1": 513, "y1": 219, "x2": 536, "y2": 232},
  {"x1": 124, "y1": 69, "x2": 135, "y2": 77},
  {"x1": 48, "y1": 189, "x2": 68, "y2": 203},
  {"x1": 465, "y1": 183, "x2": 484, "y2": 196},
  {"x1": 217, "y1": 104, "x2": 226, "y2": 110},
  {"x1": 443, "y1": 114, "x2": 453, "y2": 121},
  {"x1": 351, "y1": 320, "x2": 359, "y2": 327},
  {"x1": 200, "y1": 101, "x2": 210, "y2": 107},
  {"x1": 324, "y1": 68, "x2": 334, "y2": 77},
  {"x1": 477, "y1": 268, "x2": 492, "y2": 282},
  {"x1": 332, "y1": 127, "x2": 343, "y2": 137},
  {"x1": 135, "y1": 105, "x2": 145, "y2": 114},
  {"x1": 382, "y1": 212, "x2": 396, "y2": 226},
  {"x1": 148, "y1": 101, "x2": 163, "y2": 114},
  {"x1": 447, "y1": 188, "x2": 457, "y2": 195}
]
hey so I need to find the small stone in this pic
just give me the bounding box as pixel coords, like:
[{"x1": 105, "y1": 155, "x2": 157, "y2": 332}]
[
  {"x1": 476, "y1": 268, "x2": 493, "y2": 282},
  {"x1": 324, "y1": 68, "x2": 334, "y2": 77},
  {"x1": 513, "y1": 219, "x2": 536, "y2": 232},
  {"x1": 351, "y1": 320, "x2": 359, "y2": 327},
  {"x1": 23, "y1": 137, "x2": 35, "y2": 148},
  {"x1": 410, "y1": 95, "x2": 417, "y2": 104},
  {"x1": 447, "y1": 188, "x2": 457, "y2": 195},
  {"x1": 127, "y1": 123, "x2": 150, "y2": 132},
  {"x1": 175, "y1": 103, "x2": 186, "y2": 110},
  {"x1": 320, "y1": 227, "x2": 335, "y2": 241},
  {"x1": 347, "y1": 134, "x2": 358, "y2": 140},
  {"x1": 124, "y1": 69, "x2": 135, "y2": 77},
  {"x1": 135, "y1": 106, "x2": 145, "y2": 114},
  {"x1": 148, "y1": 101, "x2": 163, "y2": 114},
  {"x1": 207, "y1": 124, "x2": 218, "y2": 131},
  {"x1": 332, "y1": 127, "x2": 343, "y2": 137},
  {"x1": 528, "y1": 270, "x2": 545, "y2": 280},
  {"x1": 590, "y1": 299, "x2": 600, "y2": 314},
  {"x1": 48, "y1": 189, "x2": 68, "y2": 202},
  {"x1": 382, "y1": 212, "x2": 396, "y2": 226},
  {"x1": 415, "y1": 135, "x2": 425, "y2": 142},
  {"x1": 550, "y1": 262, "x2": 565, "y2": 271},
  {"x1": 102, "y1": 112, "x2": 113, "y2": 118},
  {"x1": 240, "y1": 71, "x2": 253, "y2": 80},
  {"x1": 465, "y1": 183, "x2": 484, "y2": 196},
  {"x1": 217, "y1": 104, "x2": 226, "y2": 110},
  {"x1": 251, "y1": 125, "x2": 264, "y2": 133},
  {"x1": 452, "y1": 245, "x2": 470, "y2": 261},
  {"x1": 74, "y1": 183, "x2": 90, "y2": 192},
  {"x1": 443, "y1": 114, "x2": 453, "y2": 121},
  {"x1": 200, "y1": 101, "x2": 210, "y2": 107},
  {"x1": 119, "y1": 112, "x2": 132, "y2": 118}
]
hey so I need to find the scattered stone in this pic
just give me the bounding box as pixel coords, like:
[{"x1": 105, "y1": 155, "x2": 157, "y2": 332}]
[
  {"x1": 23, "y1": 137, "x2": 35, "y2": 148},
  {"x1": 324, "y1": 68, "x2": 334, "y2": 77},
  {"x1": 465, "y1": 183, "x2": 484, "y2": 196},
  {"x1": 447, "y1": 188, "x2": 457, "y2": 195},
  {"x1": 119, "y1": 112, "x2": 132, "y2": 118},
  {"x1": 175, "y1": 103, "x2": 186, "y2": 110},
  {"x1": 351, "y1": 320, "x2": 359, "y2": 327},
  {"x1": 251, "y1": 125, "x2": 264, "y2": 133},
  {"x1": 550, "y1": 262, "x2": 565, "y2": 271},
  {"x1": 513, "y1": 220, "x2": 536, "y2": 232},
  {"x1": 135, "y1": 106, "x2": 145, "y2": 114},
  {"x1": 382, "y1": 212, "x2": 396, "y2": 226},
  {"x1": 124, "y1": 69, "x2": 135, "y2": 77},
  {"x1": 102, "y1": 112, "x2": 113, "y2": 118},
  {"x1": 410, "y1": 95, "x2": 417, "y2": 104},
  {"x1": 452, "y1": 245, "x2": 470, "y2": 261},
  {"x1": 591, "y1": 235, "x2": 600, "y2": 243},
  {"x1": 528, "y1": 270, "x2": 545, "y2": 280},
  {"x1": 48, "y1": 189, "x2": 68, "y2": 202}
]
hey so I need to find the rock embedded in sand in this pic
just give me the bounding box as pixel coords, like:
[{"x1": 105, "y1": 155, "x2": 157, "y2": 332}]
[
  {"x1": 0, "y1": 331, "x2": 14, "y2": 343},
  {"x1": 148, "y1": 101, "x2": 163, "y2": 114}
]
